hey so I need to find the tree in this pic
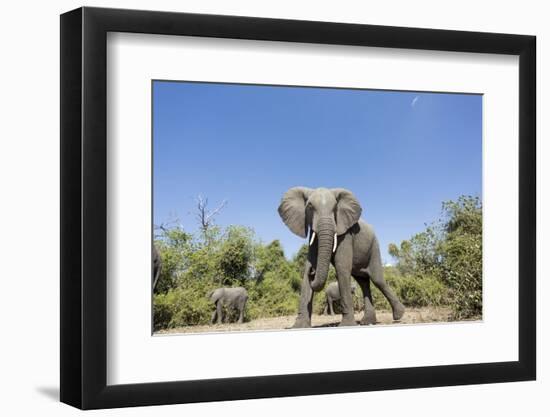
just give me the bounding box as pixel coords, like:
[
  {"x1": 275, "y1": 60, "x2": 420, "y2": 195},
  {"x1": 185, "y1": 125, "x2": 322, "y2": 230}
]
[
  {"x1": 388, "y1": 228, "x2": 441, "y2": 277},
  {"x1": 253, "y1": 240, "x2": 287, "y2": 281},
  {"x1": 388, "y1": 195, "x2": 482, "y2": 319},
  {"x1": 292, "y1": 244, "x2": 309, "y2": 274},
  {"x1": 194, "y1": 195, "x2": 227, "y2": 243},
  {"x1": 154, "y1": 227, "x2": 192, "y2": 293},
  {"x1": 439, "y1": 196, "x2": 482, "y2": 319},
  {"x1": 217, "y1": 226, "x2": 254, "y2": 285}
]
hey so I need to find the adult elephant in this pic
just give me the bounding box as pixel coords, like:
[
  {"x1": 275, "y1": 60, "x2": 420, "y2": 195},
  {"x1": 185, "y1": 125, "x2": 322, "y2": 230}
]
[
  {"x1": 323, "y1": 281, "x2": 357, "y2": 316},
  {"x1": 152, "y1": 245, "x2": 162, "y2": 291},
  {"x1": 278, "y1": 187, "x2": 404, "y2": 328},
  {"x1": 209, "y1": 287, "x2": 248, "y2": 324}
]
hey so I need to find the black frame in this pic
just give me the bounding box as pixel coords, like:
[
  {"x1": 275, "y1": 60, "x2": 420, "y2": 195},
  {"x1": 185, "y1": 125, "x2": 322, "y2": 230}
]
[{"x1": 60, "y1": 6, "x2": 536, "y2": 410}]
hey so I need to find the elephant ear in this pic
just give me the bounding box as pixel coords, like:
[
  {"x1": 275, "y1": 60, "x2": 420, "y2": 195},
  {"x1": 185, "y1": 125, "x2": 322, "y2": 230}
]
[
  {"x1": 278, "y1": 187, "x2": 312, "y2": 238},
  {"x1": 332, "y1": 188, "x2": 362, "y2": 235}
]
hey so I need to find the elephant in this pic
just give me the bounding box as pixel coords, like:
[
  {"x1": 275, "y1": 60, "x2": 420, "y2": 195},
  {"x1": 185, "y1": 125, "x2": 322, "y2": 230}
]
[
  {"x1": 278, "y1": 187, "x2": 405, "y2": 328},
  {"x1": 152, "y1": 245, "x2": 162, "y2": 291},
  {"x1": 323, "y1": 281, "x2": 357, "y2": 316},
  {"x1": 209, "y1": 287, "x2": 249, "y2": 324}
]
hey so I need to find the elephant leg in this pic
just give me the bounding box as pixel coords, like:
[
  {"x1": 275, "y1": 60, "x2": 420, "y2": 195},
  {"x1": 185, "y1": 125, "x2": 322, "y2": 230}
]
[
  {"x1": 323, "y1": 297, "x2": 329, "y2": 315},
  {"x1": 334, "y1": 235, "x2": 357, "y2": 327},
  {"x1": 215, "y1": 300, "x2": 223, "y2": 324},
  {"x1": 153, "y1": 269, "x2": 160, "y2": 292},
  {"x1": 355, "y1": 276, "x2": 377, "y2": 325},
  {"x1": 237, "y1": 297, "x2": 247, "y2": 324},
  {"x1": 328, "y1": 297, "x2": 335, "y2": 315},
  {"x1": 293, "y1": 260, "x2": 314, "y2": 328},
  {"x1": 211, "y1": 307, "x2": 218, "y2": 324},
  {"x1": 367, "y1": 243, "x2": 405, "y2": 320},
  {"x1": 334, "y1": 276, "x2": 355, "y2": 326}
]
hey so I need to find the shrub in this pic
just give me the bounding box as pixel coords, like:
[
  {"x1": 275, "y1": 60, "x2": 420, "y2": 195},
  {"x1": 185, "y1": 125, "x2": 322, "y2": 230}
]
[
  {"x1": 388, "y1": 195, "x2": 482, "y2": 319},
  {"x1": 153, "y1": 292, "x2": 176, "y2": 331},
  {"x1": 154, "y1": 228, "x2": 193, "y2": 293},
  {"x1": 396, "y1": 275, "x2": 448, "y2": 307},
  {"x1": 246, "y1": 266, "x2": 301, "y2": 320},
  {"x1": 168, "y1": 287, "x2": 213, "y2": 327},
  {"x1": 153, "y1": 225, "x2": 307, "y2": 329},
  {"x1": 154, "y1": 284, "x2": 218, "y2": 329},
  {"x1": 440, "y1": 233, "x2": 482, "y2": 319},
  {"x1": 371, "y1": 269, "x2": 448, "y2": 310},
  {"x1": 218, "y1": 226, "x2": 254, "y2": 285}
]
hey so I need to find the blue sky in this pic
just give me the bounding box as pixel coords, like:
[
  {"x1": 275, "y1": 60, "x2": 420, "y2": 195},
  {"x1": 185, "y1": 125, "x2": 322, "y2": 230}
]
[{"x1": 153, "y1": 81, "x2": 481, "y2": 263}]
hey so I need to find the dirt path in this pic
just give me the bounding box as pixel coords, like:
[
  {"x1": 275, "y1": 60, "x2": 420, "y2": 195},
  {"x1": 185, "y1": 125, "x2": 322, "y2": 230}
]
[{"x1": 156, "y1": 306, "x2": 460, "y2": 335}]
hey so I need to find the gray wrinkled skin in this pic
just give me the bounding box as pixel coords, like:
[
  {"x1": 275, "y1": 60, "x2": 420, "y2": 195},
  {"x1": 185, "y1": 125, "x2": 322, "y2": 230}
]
[
  {"x1": 323, "y1": 281, "x2": 357, "y2": 315},
  {"x1": 209, "y1": 287, "x2": 249, "y2": 324},
  {"x1": 278, "y1": 187, "x2": 405, "y2": 328},
  {"x1": 152, "y1": 245, "x2": 161, "y2": 291}
]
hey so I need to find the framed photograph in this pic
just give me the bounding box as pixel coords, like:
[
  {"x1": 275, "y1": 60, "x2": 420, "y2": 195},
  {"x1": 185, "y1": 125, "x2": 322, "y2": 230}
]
[{"x1": 60, "y1": 6, "x2": 536, "y2": 409}]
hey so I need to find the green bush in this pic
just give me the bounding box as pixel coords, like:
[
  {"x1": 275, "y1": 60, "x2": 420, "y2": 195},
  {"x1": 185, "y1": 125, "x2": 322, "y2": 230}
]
[
  {"x1": 218, "y1": 226, "x2": 254, "y2": 285},
  {"x1": 154, "y1": 283, "x2": 219, "y2": 329},
  {"x1": 246, "y1": 265, "x2": 301, "y2": 320},
  {"x1": 440, "y1": 233, "x2": 482, "y2": 319},
  {"x1": 153, "y1": 292, "x2": 176, "y2": 331},
  {"x1": 371, "y1": 268, "x2": 448, "y2": 310},
  {"x1": 399, "y1": 275, "x2": 448, "y2": 307},
  {"x1": 388, "y1": 195, "x2": 482, "y2": 320},
  {"x1": 154, "y1": 228, "x2": 193, "y2": 294},
  {"x1": 153, "y1": 224, "x2": 308, "y2": 329},
  {"x1": 168, "y1": 287, "x2": 213, "y2": 327}
]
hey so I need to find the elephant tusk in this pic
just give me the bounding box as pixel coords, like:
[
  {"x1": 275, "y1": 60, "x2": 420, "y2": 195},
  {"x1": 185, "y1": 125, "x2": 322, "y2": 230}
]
[
  {"x1": 333, "y1": 233, "x2": 338, "y2": 252},
  {"x1": 309, "y1": 231, "x2": 316, "y2": 246}
]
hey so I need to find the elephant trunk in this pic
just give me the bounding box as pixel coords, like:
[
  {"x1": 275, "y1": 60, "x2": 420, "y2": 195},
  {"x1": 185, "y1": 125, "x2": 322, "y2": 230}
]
[{"x1": 309, "y1": 217, "x2": 335, "y2": 292}]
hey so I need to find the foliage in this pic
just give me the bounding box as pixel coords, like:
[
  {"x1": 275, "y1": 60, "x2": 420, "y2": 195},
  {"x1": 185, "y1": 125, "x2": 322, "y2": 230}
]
[
  {"x1": 154, "y1": 228, "x2": 192, "y2": 293},
  {"x1": 218, "y1": 226, "x2": 254, "y2": 285},
  {"x1": 438, "y1": 197, "x2": 482, "y2": 319},
  {"x1": 153, "y1": 287, "x2": 212, "y2": 330},
  {"x1": 292, "y1": 244, "x2": 309, "y2": 273},
  {"x1": 371, "y1": 266, "x2": 448, "y2": 309},
  {"x1": 388, "y1": 195, "x2": 482, "y2": 319},
  {"x1": 246, "y1": 267, "x2": 300, "y2": 320},
  {"x1": 388, "y1": 226, "x2": 441, "y2": 278},
  {"x1": 153, "y1": 222, "x2": 306, "y2": 329},
  {"x1": 152, "y1": 292, "x2": 175, "y2": 331}
]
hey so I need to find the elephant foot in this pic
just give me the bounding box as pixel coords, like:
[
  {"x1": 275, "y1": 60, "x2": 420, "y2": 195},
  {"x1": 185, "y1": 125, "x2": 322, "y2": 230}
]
[
  {"x1": 339, "y1": 315, "x2": 358, "y2": 327},
  {"x1": 292, "y1": 317, "x2": 311, "y2": 329},
  {"x1": 360, "y1": 310, "x2": 377, "y2": 325},
  {"x1": 392, "y1": 303, "x2": 405, "y2": 321}
]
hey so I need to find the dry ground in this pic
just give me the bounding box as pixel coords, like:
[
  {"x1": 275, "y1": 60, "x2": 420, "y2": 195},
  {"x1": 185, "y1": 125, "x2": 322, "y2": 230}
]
[{"x1": 155, "y1": 306, "x2": 471, "y2": 335}]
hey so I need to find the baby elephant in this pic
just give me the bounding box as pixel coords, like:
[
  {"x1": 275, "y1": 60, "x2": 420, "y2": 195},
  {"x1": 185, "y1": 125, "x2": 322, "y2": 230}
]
[
  {"x1": 209, "y1": 287, "x2": 248, "y2": 324},
  {"x1": 324, "y1": 281, "x2": 357, "y2": 316}
]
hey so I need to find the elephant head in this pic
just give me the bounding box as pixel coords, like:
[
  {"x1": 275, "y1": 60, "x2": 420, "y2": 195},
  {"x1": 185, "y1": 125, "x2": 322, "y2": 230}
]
[{"x1": 278, "y1": 187, "x2": 362, "y2": 292}]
